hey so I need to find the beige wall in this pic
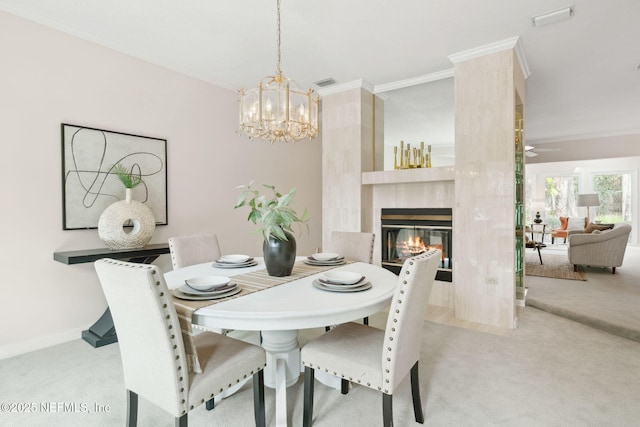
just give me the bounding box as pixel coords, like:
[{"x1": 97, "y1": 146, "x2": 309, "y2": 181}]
[{"x1": 0, "y1": 11, "x2": 322, "y2": 357}]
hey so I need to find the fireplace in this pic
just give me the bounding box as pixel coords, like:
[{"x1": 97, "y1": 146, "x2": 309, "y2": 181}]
[{"x1": 381, "y1": 208, "x2": 452, "y2": 281}]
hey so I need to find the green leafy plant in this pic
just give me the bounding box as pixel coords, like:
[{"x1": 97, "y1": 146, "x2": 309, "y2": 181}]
[
  {"x1": 235, "y1": 182, "x2": 308, "y2": 241},
  {"x1": 112, "y1": 163, "x2": 143, "y2": 189}
]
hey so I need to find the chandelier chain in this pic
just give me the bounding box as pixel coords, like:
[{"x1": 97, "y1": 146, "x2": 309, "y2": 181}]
[{"x1": 276, "y1": 0, "x2": 281, "y2": 76}]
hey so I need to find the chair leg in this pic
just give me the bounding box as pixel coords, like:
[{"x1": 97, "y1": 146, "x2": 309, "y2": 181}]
[
  {"x1": 341, "y1": 378, "x2": 349, "y2": 394},
  {"x1": 126, "y1": 390, "x2": 138, "y2": 427},
  {"x1": 253, "y1": 370, "x2": 266, "y2": 427},
  {"x1": 382, "y1": 393, "x2": 393, "y2": 427},
  {"x1": 175, "y1": 414, "x2": 187, "y2": 427},
  {"x1": 410, "y1": 362, "x2": 424, "y2": 424},
  {"x1": 612, "y1": 267, "x2": 616, "y2": 274},
  {"x1": 205, "y1": 398, "x2": 214, "y2": 411},
  {"x1": 303, "y1": 367, "x2": 315, "y2": 427}
]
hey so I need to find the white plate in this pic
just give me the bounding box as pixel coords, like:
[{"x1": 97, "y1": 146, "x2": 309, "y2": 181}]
[
  {"x1": 173, "y1": 286, "x2": 242, "y2": 301},
  {"x1": 311, "y1": 252, "x2": 340, "y2": 261},
  {"x1": 303, "y1": 258, "x2": 346, "y2": 266},
  {"x1": 322, "y1": 270, "x2": 364, "y2": 285},
  {"x1": 179, "y1": 283, "x2": 237, "y2": 296},
  {"x1": 219, "y1": 254, "x2": 251, "y2": 263},
  {"x1": 312, "y1": 280, "x2": 372, "y2": 293},
  {"x1": 317, "y1": 277, "x2": 367, "y2": 289},
  {"x1": 212, "y1": 260, "x2": 258, "y2": 269},
  {"x1": 185, "y1": 275, "x2": 231, "y2": 291}
]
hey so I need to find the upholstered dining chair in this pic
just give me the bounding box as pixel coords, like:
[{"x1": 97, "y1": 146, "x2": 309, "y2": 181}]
[
  {"x1": 325, "y1": 231, "x2": 375, "y2": 327},
  {"x1": 301, "y1": 249, "x2": 441, "y2": 427},
  {"x1": 94, "y1": 258, "x2": 266, "y2": 427},
  {"x1": 168, "y1": 233, "x2": 222, "y2": 270},
  {"x1": 325, "y1": 231, "x2": 375, "y2": 264},
  {"x1": 169, "y1": 232, "x2": 232, "y2": 364}
]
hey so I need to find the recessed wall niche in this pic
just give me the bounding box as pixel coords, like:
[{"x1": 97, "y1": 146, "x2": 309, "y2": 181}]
[{"x1": 374, "y1": 76, "x2": 455, "y2": 171}]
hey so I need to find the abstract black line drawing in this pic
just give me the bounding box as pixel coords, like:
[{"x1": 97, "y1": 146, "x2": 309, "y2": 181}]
[{"x1": 61, "y1": 123, "x2": 167, "y2": 230}]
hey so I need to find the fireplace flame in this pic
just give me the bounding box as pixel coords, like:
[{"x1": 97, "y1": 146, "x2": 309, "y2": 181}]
[{"x1": 397, "y1": 236, "x2": 444, "y2": 260}]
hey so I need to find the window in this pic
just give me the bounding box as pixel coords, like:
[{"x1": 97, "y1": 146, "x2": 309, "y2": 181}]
[
  {"x1": 592, "y1": 173, "x2": 632, "y2": 224},
  {"x1": 544, "y1": 175, "x2": 579, "y2": 229}
]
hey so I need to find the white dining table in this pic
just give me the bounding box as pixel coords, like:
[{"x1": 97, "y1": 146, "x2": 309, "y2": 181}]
[{"x1": 164, "y1": 257, "x2": 398, "y2": 427}]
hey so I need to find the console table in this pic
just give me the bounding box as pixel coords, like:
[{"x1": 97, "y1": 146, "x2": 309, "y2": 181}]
[{"x1": 53, "y1": 243, "x2": 170, "y2": 347}]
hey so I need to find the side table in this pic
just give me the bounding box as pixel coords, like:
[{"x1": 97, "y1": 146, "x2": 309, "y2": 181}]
[
  {"x1": 53, "y1": 243, "x2": 170, "y2": 347},
  {"x1": 530, "y1": 223, "x2": 550, "y2": 244}
]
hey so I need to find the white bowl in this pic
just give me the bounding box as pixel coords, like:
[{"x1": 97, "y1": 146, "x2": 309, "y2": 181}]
[
  {"x1": 322, "y1": 271, "x2": 363, "y2": 285},
  {"x1": 312, "y1": 252, "x2": 340, "y2": 261},
  {"x1": 185, "y1": 276, "x2": 231, "y2": 291},
  {"x1": 219, "y1": 254, "x2": 250, "y2": 263}
]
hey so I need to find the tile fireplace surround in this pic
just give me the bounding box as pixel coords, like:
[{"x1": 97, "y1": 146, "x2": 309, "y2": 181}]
[{"x1": 363, "y1": 167, "x2": 455, "y2": 309}]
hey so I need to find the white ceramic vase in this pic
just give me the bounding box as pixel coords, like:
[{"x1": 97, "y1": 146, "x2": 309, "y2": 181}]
[{"x1": 98, "y1": 188, "x2": 156, "y2": 249}]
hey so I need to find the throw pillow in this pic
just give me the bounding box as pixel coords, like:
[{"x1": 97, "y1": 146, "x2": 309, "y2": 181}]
[
  {"x1": 584, "y1": 223, "x2": 612, "y2": 233},
  {"x1": 567, "y1": 217, "x2": 586, "y2": 230}
]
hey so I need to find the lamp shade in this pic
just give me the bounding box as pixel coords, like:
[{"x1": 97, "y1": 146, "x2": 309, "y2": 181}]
[{"x1": 577, "y1": 193, "x2": 599, "y2": 207}]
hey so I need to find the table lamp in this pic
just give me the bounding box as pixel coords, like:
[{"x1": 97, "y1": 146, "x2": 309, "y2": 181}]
[{"x1": 577, "y1": 193, "x2": 599, "y2": 221}]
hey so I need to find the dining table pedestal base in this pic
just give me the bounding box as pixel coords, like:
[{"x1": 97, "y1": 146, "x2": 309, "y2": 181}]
[{"x1": 261, "y1": 330, "x2": 300, "y2": 427}]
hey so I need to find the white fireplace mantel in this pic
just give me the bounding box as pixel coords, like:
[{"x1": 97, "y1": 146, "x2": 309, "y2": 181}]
[{"x1": 362, "y1": 166, "x2": 455, "y2": 185}]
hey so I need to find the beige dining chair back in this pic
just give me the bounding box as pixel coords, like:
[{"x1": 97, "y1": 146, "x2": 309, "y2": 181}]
[
  {"x1": 325, "y1": 231, "x2": 375, "y2": 263},
  {"x1": 168, "y1": 233, "x2": 222, "y2": 270},
  {"x1": 94, "y1": 258, "x2": 266, "y2": 427},
  {"x1": 301, "y1": 249, "x2": 441, "y2": 427}
]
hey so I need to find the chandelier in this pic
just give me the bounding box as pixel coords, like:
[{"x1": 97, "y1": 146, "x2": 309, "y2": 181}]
[{"x1": 238, "y1": 0, "x2": 319, "y2": 143}]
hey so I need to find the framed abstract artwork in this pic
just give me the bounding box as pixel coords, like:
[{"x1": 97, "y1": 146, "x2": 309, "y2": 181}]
[{"x1": 61, "y1": 123, "x2": 168, "y2": 230}]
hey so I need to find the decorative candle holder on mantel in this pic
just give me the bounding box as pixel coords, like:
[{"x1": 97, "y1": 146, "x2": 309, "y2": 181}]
[{"x1": 393, "y1": 140, "x2": 432, "y2": 169}]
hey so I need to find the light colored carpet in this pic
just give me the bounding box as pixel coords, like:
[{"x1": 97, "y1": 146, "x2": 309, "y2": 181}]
[
  {"x1": 525, "y1": 251, "x2": 586, "y2": 281},
  {"x1": 526, "y1": 245, "x2": 640, "y2": 342},
  {"x1": 2, "y1": 306, "x2": 640, "y2": 426}
]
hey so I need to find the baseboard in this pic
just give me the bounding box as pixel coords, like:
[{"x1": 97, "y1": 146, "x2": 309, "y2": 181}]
[{"x1": 0, "y1": 326, "x2": 90, "y2": 360}]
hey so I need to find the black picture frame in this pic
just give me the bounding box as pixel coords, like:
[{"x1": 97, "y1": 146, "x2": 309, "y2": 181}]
[{"x1": 61, "y1": 123, "x2": 168, "y2": 230}]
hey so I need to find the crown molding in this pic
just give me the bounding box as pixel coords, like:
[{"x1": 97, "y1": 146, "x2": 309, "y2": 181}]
[
  {"x1": 373, "y1": 69, "x2": 454, "y2": 93},
  {"x1": 528, "y1": 128, "x2": 640, "y2": 144},
  {"x1": 448, "y1": 36, "x2": 530, "y2": 79},
  {"x1": 316, "y1": 79, "x2": 374, "y2": 96}
]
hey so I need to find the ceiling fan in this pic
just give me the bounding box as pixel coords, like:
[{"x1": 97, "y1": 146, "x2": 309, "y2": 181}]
[{"x1": 525, "y1": 145, "x2": 559, "y2": 157}]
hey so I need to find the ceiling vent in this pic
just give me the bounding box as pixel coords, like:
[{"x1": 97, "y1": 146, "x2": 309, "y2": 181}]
[
  {"x1": 532, "y1": 5, "x2": 574, "y2": 27},
  {"x1": 313, "y1": 77, "x2": 336, "y2": 87}
]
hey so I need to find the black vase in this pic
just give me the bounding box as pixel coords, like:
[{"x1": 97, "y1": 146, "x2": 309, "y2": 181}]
[{"x1": 262, "y1": 231, "x2": 297, "y2": 277}]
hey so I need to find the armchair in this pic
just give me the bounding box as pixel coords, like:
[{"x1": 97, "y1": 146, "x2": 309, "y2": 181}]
[
  {"x1": 551, "y1": 216, "x2": 588, "y2": 244},
  {"x1": 568, "y1": 223, "x2": 631, "y2": 274}
]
